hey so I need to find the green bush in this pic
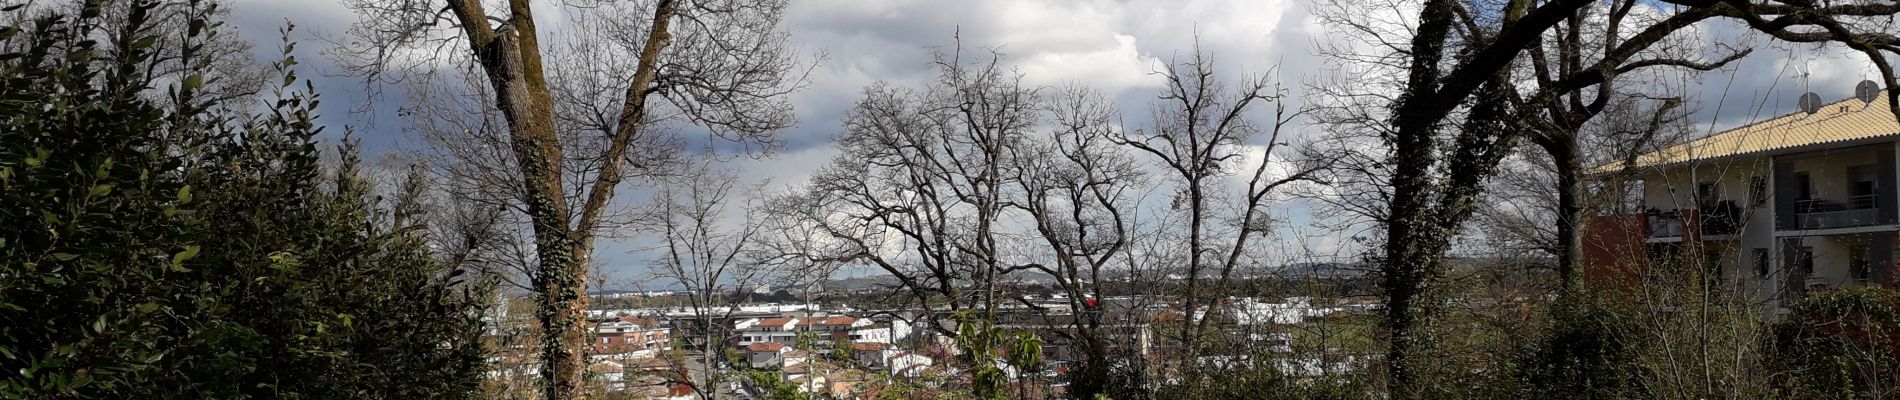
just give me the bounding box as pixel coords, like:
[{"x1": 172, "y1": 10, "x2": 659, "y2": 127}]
[
  {"x1": 0, "y1": 1, "x2": 489, "y2": 398},
  {"x1": 1517, "y1": 288, "x2": 1649, "y2": 400},
  {"x1": 1770, "y1": 287, "x2": 1900, "y2": 399}
]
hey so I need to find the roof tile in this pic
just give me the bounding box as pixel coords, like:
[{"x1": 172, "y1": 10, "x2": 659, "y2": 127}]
[{"x1": 1596, "y1": 93, "x2": 1900, "y2": 173}]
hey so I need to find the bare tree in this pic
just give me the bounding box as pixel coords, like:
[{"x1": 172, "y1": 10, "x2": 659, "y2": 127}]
[
  {"x1": 1002, "y1": 84, "x2": 1145, "y2": 399},
  {"x1": 760, "y1": 44, "x2": 1040, "y2": 397},
  {"x1": 1110, "y1": 47, "x2": 1331, "y2": 379},
  {"x1": 337, "y1": 0, "x2": 808, "y2": 397},
  {"x1": 635, "y1": 163, "x2": 766, "y2": 400}
]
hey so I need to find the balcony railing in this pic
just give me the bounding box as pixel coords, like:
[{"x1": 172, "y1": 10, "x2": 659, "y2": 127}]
[
  {"x1": 1647, "y1": 202, "x2": 1741, "y2": 238},
  {"x1": 1795, "y1": 207, "x2": 1881, "y2": 230},
  {"x1": 1849, "y1": 193, "x2": 1879, "y2": 210},
  {"x1": 1648, "y1": 211, "x2": 1684, "y2": 238},
  {"x1": 1790, "y1": 194, "x2": 1882, "y2": 230}
]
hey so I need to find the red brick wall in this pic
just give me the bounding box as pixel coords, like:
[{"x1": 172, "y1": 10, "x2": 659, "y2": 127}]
[{"x1": 1583, "y1": 213, "x2": 1648, "y2": 285}]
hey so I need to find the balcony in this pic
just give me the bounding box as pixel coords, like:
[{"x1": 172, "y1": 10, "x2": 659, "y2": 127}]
[
  {"x1": 1647, "y1": 211, "x2": 1684, "y2": 238},
  {"x1": 1791, "y1": 195, "x2": 1883, "y2": 230},
  {"x1": 1646, "y1": 202, "x2": 1741, "y2": 239}
]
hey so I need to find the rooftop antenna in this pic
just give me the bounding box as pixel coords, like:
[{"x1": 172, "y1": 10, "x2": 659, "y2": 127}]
[
  {"x1": 1856, "y1": 80, "x2": 1881, "y2": 104},
  {"x1": 1798, "y1": 92, "x2": 1823, "y2": 115}
]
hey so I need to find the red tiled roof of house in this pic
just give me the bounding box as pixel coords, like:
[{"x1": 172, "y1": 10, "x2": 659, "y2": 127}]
[
  {"x1": 798, "y1": 316, "x2": 858, "y2": 326},
  {"x1": 760, "y1": 317, "x2": 798, "y2": 326},
  {"x1": 747, "y1": 342, "x2": 785, "y2": 352},
  {"x1": 588, "y1": 362, "x2": 624, "y2": 373},
  {"x1": 826, "y1": 368, "x2": 869, "y2": 382},
  {"x1": 626, "y1": 357, "x2": 673, "y2": 371},
  {"x1": 852, "y1": 342, "x2": 891, "y2": 351}
]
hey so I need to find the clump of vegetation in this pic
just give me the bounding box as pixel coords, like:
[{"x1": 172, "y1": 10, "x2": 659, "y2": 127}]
[
  {"x1": 1770, "y1": 287, "x2": 1900, "y2": 398},
  {"x1": 0, "y1": 1, "x2": 489, "y2": 398},
  {"x1": 1518, "y1": 288, "x2": 1649, "y2": 400}
]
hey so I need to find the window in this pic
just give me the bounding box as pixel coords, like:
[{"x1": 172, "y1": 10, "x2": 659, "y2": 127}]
[
  {"x1": 1849, "y1": 165, "x2": 1880, "y2": 209},
  {"x1": 1852, "y1": 247, "x2": 1872, "y2": 282},
  {"x1": 1793, "y1": 172, "x2": 1813, "y2": 200},
  {"x1": 1799, "y1": 247, "x2": 1815, "y2": 276},
  {"x1": 1697, "y1": 182, "x2": 1720, "y2": 209},
  {"x1": 1750, "y1": 176, "x2": 1767, "y2": 205},
  {"x1": 1753, "y1": 248, "x2": 1770, "y2": 278}
]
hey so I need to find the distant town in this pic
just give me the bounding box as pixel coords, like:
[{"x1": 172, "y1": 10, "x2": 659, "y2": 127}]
[{"x1": 479, "y1": 265, "x2": 1388, "y2": 399}]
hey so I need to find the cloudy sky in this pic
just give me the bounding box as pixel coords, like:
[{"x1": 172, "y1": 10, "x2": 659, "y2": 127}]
[{"x1": 220, "y1": 0, "x2": 1890, "y2": 289}]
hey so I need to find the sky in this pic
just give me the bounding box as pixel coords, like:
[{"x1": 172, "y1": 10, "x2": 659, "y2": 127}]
[{"x1": 219, "y1": 0, "x2": 1893, "y2": 290}]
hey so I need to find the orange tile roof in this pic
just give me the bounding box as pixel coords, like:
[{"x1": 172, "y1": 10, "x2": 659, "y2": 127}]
[
  {"x1": 852, "y1": 342, "x2": 891, "y2": 351},
  {"x1": 626, "y1": 357, "x2": 674, "y2": 371},
  {"x1": 747, "y1": 342, "x2": 785, "y2": 352},
  {"x1": 760, "y1": 317, "x2": 798, "y2": 326},
  {"x1": 588, "y1": 362, "x2": 624, "y2": 373},
  {"x1": 797, "y1": 316, "x2": 857, "y2": 326},
  {"x1": 1593, "y1": 93, "x2": 1900, "y2": 174}
]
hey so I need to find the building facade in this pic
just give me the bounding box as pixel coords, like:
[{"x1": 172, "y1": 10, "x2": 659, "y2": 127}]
[{"x1": 1586, "y1": 93, "x2": 1900, "y2": 315}]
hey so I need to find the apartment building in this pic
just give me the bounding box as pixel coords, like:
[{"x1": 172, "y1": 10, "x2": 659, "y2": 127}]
[
  {"x1": 735, "y1": 315, "x2": 888, "y2": 346},
  {"x1": 1585, "y1": 90, "x2": 1900, "y2": 314},
  {"x1": 593, "y1": 316, "x2": 670, "y2": 356},
  {"x1": 738, "y1": 317, "x2": 802, "y2": 346}
]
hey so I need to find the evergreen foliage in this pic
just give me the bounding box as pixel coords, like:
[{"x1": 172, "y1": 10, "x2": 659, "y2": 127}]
[{"x1": 0, "y1": 1, "x2": 489, "y2": 398}]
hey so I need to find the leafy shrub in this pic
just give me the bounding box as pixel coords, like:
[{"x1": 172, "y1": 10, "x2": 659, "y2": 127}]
[
  {"x1": 1770, "y1": 287, "x2": 1900, "y2": 399},
  {"x1": 0, "y1": 1, "x2": 489, "y2": 398}
]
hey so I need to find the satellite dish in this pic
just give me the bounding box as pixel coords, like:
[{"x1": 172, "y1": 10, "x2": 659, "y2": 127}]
[
  {"x1": 1856, "y1": 80, "x2": 1882, "y2": 104},
  {"x1": 1798, "y1": 92, "x2": 1823, "y2": 115}
]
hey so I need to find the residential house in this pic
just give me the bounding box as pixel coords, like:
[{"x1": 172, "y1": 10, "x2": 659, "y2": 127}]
[
  {"x1": 746, "y1": 342, "x2": 791, "y2": 369},
  {"x1": 849, "y1": 342, "x2": 934, "y2": 378},
  {"x1": 799, "y1": 315, "x2": 887, "y2": 344},
  {"x1": 738, "y1": 317, "x2": 801, "y2": 346},
  {"x1": 778, "y1": 352, "x2": 824, "y2": 393},
  {"x1": 825, "y1": 368, "x2": 873, "y2": 398},
  {"x1": 1585, "y1": 90, "x2": 1900, "y2": 315},
  {"x1": 737, "y1": 314, "x2": 890, "y2": 347},
  {"x1": 588, "y1": 361, "x2": 626, "y2": 390},
  {"x1": 621, "y1": 358, "x2": 696, "y2": 400},
  {"x1": 594, "y1": 316, "x2": 670, "y2": 359}
]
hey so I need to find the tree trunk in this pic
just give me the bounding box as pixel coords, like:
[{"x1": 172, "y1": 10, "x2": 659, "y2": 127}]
[
  {"x1": 1552, "y1": 138, "x2": 1584, "y2": 289},
  {"x1": 1179, "y1": 181, "x2": 1205, "y2": 374},
  {"x1": 1379, "y1": 0, "x2": 1452, "y2": 390},
  {"x1": 1071, "y1": 333, "x2": 1111, "y2": 399},
  {"x1": 458, "y1": 7, "x2": 593, "y2": 398},
  {"x1": 445, "y1": 0, "x2": 680, "y2": 398}
]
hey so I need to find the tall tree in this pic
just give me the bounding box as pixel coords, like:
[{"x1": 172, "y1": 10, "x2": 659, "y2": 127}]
[
  {"x1": 340, "y1": 1, "x2": 807, "y2": 397},
  {"x1": 1111, "y1": 48, "x2": 1329, "y2": 378},
  {"x1": 1005, "y1": 85, "x2": 1145, "y2": 399},
  {"x1": 636, "y1": 163, "x2": 767, "y2": 400},
  {"x1": 762, "y1": 46, "x2": 1038, "y2": 397}
]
